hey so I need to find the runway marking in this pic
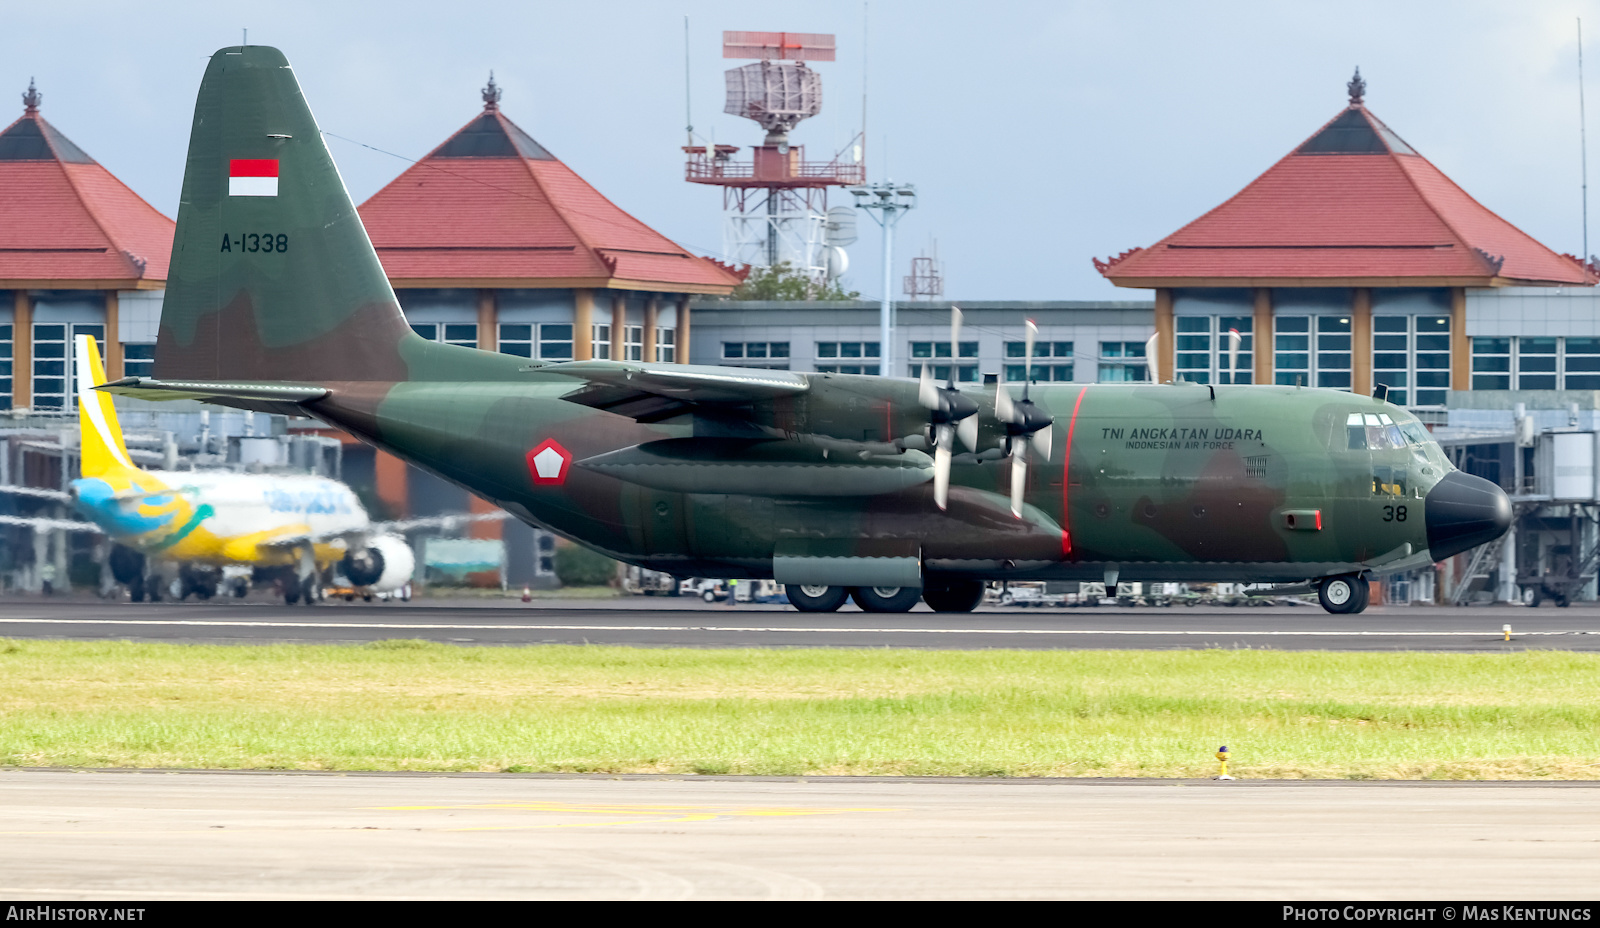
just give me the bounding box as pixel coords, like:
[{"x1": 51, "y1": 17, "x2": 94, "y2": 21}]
[{"x1": 0, "y1": 617, "x2": 1594, "y2": 637}]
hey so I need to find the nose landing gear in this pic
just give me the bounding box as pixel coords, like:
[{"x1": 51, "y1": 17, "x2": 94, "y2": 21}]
[{"x1": 1318, "y1": 574, "x2": 1369, "y2": 614}]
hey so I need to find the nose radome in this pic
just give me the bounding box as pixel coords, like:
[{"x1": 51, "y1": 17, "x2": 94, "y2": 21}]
[{"x1": 1425, "y1": 470, "x2": 1512, "y2": 561}]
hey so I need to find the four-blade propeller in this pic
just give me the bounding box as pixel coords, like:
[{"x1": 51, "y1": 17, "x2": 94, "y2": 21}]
[
  {"x1": 915, "y1": 309, "x2": 1056, "y2": 516},
  {"x1": 994, "y1": 319, "x2": 1055, "y2": 517},
  {"x1": 918, "y1": 306, "x2": 980, "y2": 510}
]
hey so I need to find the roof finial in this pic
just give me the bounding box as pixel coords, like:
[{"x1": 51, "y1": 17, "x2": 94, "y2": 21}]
[
  {"x1": 1347, "y1": 66, "x2": 1366, "y2": 106},
  {"x1": 22, "y1": 77, "x2": 40, "y2": 115},
  {"x1": 482, "y1": 71, "x2": 501, "y2": 112}
]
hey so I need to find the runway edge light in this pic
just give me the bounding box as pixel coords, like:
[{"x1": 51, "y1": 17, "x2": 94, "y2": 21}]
[{"x1": 1214, "y1": 746, "x2": 1235, "y2": 781}]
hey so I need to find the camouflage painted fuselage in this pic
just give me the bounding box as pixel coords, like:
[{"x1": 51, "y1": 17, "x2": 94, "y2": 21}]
[{"x1": 304, "y1": 350, "x2": 1448, "y2": 584}]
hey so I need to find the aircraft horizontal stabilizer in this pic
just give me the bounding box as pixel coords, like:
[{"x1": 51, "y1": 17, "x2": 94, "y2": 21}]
[{"x1": 98, "y1": 377, "x2": 329, "y2": 416}]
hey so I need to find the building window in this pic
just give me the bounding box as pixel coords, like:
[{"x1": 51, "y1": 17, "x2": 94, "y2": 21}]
[
  {"x1": 497, "y1": 324, "x2": 532, "y2": 358},
  {"x1": 411, "y1": 322, "x2": 478, "y2": 348},
  {"x1": 1413, "y1": 314, "x2": 1451, "y2": 406},
  {"x1": 0, "y1": 324, "x2": 11, "y2": 410},
  {"x1": 817, "y1": 365, "x2": 881, "y2": 375},
  {"x1": 1315, "y1": 315, "x2": 1352, "y2": 389},
  {"x1": 910, "y1": 341, "x2": 978, "y2": 359},
  {"x1": 538, "y1": 323, "x2": 573, "y2": 361},
  {"x1": 817, "y1": 341, "x2": 879, "y2": 360},
  {"x1": 1175, "y1": 316, "x2": 1212, "y2": 384},
  {"x1": 1274, "y1": 315, "x2": 1310, "y2": 386},
  {"x1": 123, "y1": 343, "x2": 156, "y2": 379},
  {"x1": 1519, "y1": 337, "x2": 1558, "y2": 390},
  {"x1": 30, "y1": 322, "x2": 103, "y2": 411},
  {"x1": 1002, "y1": 340, "x2": 1072, "y2": 382},
  {"x1": 31, "y1": 323, "x2": 65, "y2": 409},
  {"x1": 1471, "y1": 337, "x2": 1511, "y2": 390},
  {"x1": 624, "y1": 325, "x2": 643, "y2": 361},
  {"x1": 909, "y1": 363, "x2": 978, "y2": 382},
  {"x1": 496, "y1": 323, "x2": 571, "y2": 360},
  {"x1": 1566, "y1": 338, "x2": 1600, "y2": 389},
  {"x1": 1098, "y1": 341, "x2": 1146, "y2": 382},
  {"x1": 1468, "y1": 335, "x2": 1600, "y2": 392},
  {"x1": 724, "y1": 341, "x2": 790, "y2": 361},
  {"x1": 591, "y1": 324, "x2": 611, "y2": 360},
  {"x1": 655, "y1": 328, "x2": 675, "y2": 363}
]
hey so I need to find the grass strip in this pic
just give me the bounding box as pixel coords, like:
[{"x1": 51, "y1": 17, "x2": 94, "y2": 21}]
[{"x1": 1, "y1": 639, "x2": 1597, "y2": 779}]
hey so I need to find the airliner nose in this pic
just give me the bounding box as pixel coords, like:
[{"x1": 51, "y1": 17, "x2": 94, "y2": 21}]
[{"x1": 1425, "y1": 470, "x2": 1512, "y2": 561}]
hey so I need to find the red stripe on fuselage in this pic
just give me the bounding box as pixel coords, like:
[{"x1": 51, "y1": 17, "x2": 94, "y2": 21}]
[
  {"x1": 229, "y1": 159, "x2": 279, "y2": 177},
  {"x1": 1061, "y1": 386, "x2": 1088, "y2": 558}
]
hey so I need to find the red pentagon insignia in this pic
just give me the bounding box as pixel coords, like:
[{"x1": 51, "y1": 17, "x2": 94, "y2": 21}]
[{"x1": 526, "y1": 439, "x2": 573, "y2": 486}]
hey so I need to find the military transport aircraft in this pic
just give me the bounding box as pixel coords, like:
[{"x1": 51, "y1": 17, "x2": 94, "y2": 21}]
[
  {"x1": 71, "y1": 334, "x2": 414, "y2": 603},
  {"x1": 103, "y1": 45, "x2": 1511, "y2": 615}
]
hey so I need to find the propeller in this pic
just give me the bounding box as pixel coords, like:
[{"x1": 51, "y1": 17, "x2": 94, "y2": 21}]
[
  {"x1": 1226, "y1": 327, "x2": 1242, "y2": 384},
  {"x1": 1145, "y1": 331, "x2": 1159, "y2": 383},
  {"x1": 995, "y1": 319, "x2": 1055, "y2": 517},
  {"x1": 919, "y1": 306, "x2": 979, "y2": 509}
]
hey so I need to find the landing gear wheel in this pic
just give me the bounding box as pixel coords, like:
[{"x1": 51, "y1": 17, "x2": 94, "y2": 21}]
[
  {"x1": 284, "y1": 581, "x2": 300, "y2": 605},
  {"x1": 129, "y1": 576, "x2": 146, "y2": 603},
  {"x1": 851, "y1": 586, "x2": 922, "y2": 613},
  {"x1": 921, "y1": 579, "x2": 986, "y2": 613},
  {"x1": 1318, "y1": 574, "x2": 1367, "y2": 614},
  {"x1": 787, "y1": 584, "x2": 849, "y2": 613},
  {"x1": 300, "y1": 577, "x2": 318, "y2": 606}
]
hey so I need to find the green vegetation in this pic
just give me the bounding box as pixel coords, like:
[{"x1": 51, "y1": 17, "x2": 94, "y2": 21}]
[
  {"x1": 553, "y1": 543, "x2": 618, "y2": 587},
  {"x1": 1, "y1": 641, "x2": 1596, "y2": 778},
  {"x1": 727, "y1": 261, "x2": 861, "y2": 301}
]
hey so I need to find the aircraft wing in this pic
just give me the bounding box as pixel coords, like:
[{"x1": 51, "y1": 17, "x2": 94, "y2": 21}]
[
  {"x1": 541, "y1": 361, "x2": 808, "y2": 423},
  {"x1": 97, "y1": 377, "x2": 329, "y2": 417},
  {"x1": 0, "y1": 514, "x2": 102, "y2": 533},
  {"x1": 0, "y1": 485, "x2": 72, "y2": 502},
  {"x1": 375, "y1": 511, "x2": 509, "y2": 533}
]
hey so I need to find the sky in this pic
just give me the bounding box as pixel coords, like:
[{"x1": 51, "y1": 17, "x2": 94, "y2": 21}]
[{"x1": 10, "y1": 0, "x2": 1600, "y2": 301}]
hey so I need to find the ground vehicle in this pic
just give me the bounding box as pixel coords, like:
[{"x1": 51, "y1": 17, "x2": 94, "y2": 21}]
[{"x1": 623, "y1": 566, "x2": 678, "y2": 595}]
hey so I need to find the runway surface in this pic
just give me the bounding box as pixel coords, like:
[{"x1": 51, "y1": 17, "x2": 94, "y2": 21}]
[
  {"x1": 1, "y1": 597, "x2": 1598, "y2": 650},
  {"x1": 1, "y1": 769, "x2": 1596, "y2": 900}
]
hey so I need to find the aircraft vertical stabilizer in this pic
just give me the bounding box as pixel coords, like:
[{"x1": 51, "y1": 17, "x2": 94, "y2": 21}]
[
  {"x1": 156, "y1": 45, "x2": 412, "y2": 385},
  {"x1": 76, "y1": 335, "x2": 139, "y2": 480}
]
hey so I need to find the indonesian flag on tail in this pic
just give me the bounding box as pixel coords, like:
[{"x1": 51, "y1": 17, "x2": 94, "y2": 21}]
[{"x1": 229, "y1": 159, "x2": 279, "y2": 197}]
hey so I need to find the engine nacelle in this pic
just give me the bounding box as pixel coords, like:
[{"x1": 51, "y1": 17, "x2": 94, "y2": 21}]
[{"x1": 340, "y1": 535, "x2": 415, "y2": 592}]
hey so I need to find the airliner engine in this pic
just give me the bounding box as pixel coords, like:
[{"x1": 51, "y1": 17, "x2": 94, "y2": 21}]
[{"x1": 339, "y1": 535, "x2": 415, "y2": 592}]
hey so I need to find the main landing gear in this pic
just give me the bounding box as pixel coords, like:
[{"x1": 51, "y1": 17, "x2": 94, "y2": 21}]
[
  {"x1": 1317, "y1": 574, "x2": 1370, "y2": 614},
  {"x1": 786, "y1": 579, "x2": 985, "y2": 614}
]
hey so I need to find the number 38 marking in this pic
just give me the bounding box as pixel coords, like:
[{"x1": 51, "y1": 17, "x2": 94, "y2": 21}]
[{"x1": 1383, "y1": 505, "x2": 1408, "y2": 522}]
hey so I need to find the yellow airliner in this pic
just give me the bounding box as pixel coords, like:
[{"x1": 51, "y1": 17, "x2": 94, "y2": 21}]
[{"x1": 71, "y1": 335, "x2": 413, "y2": 603}]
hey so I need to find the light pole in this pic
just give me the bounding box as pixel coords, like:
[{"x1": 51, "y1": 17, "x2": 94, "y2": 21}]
[{"x1": 849, "y1": 181, "x2": 916, "y2": 376}]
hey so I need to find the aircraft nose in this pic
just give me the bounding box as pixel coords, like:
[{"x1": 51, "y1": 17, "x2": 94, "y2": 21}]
[{"x1": 1425, "y1": 470, "x2": 1512, "y2": 561}]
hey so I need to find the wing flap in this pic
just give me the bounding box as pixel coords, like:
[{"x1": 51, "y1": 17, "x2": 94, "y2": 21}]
[{"x1": 542, "y1": 361, "x2": 808, "y2": 412}]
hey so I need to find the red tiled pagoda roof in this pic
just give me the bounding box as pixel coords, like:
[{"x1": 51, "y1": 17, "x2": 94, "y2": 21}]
[
  {"x1": 1097, "y1": 102, "x2": 1596, "y2": 288},
  {"x1": 359, "y1": 106, "x2": 740, "y2": 294},
  {"x1": 0, "y1": 101, "x2": 173, "y2": 287}
]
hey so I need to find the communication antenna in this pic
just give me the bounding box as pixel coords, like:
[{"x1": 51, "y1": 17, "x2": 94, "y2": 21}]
[
  {"x1": 684, "y1": 31, "x2": 863, "y2": 283},
  {"x1": 861, "y1": 1, "x2": 869, "y2": 172},
  {"x1": 684, "y1": 16, "x2": 694, "y2": 146},
  {"x1": 1582, "y1": 17, "x2": 1590, "y2": 260}
]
